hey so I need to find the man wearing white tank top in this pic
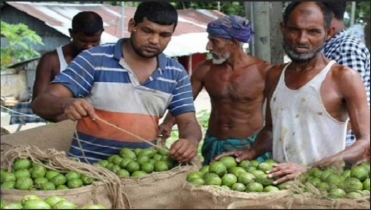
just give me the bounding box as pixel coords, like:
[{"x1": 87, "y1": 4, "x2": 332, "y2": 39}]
[
  {"x1": 32, "y1": 11, "x2": 103, "y2": 122},
  {"x1": 216, "y1": 1, "x2": 370, "y2": 184}
]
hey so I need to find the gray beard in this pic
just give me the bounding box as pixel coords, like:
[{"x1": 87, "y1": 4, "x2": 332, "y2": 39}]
[{"x1": 282, "y1": 40, "x2": 325, "y2": 63}]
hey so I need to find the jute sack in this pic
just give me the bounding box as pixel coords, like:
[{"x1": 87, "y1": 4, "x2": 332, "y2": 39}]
[
  {"x1": 179, "y1": 182, "x2": 292, "y2": 209},
  {"x1": 120, "y1": 163, "x2": 198, "y2": 209},
  {"x1": 0, "y1": 145, "x2": 129, "y2": 209},
  {"x1": 226, "y1": 194, "x2": 370, "y2": 209}
]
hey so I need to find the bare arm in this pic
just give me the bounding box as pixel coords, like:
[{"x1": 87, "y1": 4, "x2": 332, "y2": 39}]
[
  {"x1": 175, "y1": 112, "x2": 202, "y2": 145},
  {"x1": 331, "y1": 67, "x2": 370, "y2": 163},
  {"x1": 31, "y1": 84, "x2": 75, "y2": 122},
  {"x1": 162, "y1": 61, "x2": 209, "y2": 126},
  {"x1": 32, "y1": 53, "x2": 56, "y2": 101}
]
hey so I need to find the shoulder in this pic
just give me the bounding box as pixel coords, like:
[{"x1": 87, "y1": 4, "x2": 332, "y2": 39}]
[{"x1": 37, "y1": 50, "x2": 59, "y2": 71}]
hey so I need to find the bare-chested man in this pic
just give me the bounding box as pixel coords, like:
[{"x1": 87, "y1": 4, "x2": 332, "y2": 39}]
[
  {"x1": 159, "y1": 15, "x2": 272, "y2": 165},
  {"x1": 32, "y1": 11, "x2": 103, "y2": 122},
  {"x1": 216, "y1": 1, "x2": 370, "y2": 184}
]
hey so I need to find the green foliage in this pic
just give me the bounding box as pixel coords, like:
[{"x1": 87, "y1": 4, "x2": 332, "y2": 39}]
[{"x1": 1, "y1": 21, "x2": 43, "y2": 70}]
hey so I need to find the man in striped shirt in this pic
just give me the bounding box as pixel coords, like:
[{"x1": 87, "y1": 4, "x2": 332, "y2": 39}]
[{"x1": 31, "y1": 2, "x2": 202, "y2": 164}]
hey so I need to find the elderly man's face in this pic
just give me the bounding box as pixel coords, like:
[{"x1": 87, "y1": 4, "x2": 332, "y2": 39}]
[
  {"x1": 206, "y1": 35, "x2": 232, "y2": 64},
  {"x1": 280, "y1": 2, "x2": 330, "y2": 63}
]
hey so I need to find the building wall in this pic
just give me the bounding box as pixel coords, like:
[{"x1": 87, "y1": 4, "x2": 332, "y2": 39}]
[{"x1": 0, "y1": 5, "x2": 70, "y2": 54}]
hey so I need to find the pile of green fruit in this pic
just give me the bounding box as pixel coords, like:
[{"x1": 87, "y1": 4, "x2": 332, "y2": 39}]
[
  {"x1": 1, "y1": 158, "x2": 95, "y2": 191},
  {"x1": 298, "y1": 162, "x2": 370, "y2": 199},
  {"x1": 186, "y1": 156, "x2": 290, "y2": 193},
  {"x1": 0, "y1": 195, "x2": 105, "y2": 209},
  {"x1": 95, "y1": 147, "x2": 178, "y2": 178}
]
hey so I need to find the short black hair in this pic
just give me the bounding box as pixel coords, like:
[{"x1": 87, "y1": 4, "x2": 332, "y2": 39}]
[
  {"x1": 134, "y1": 2, "x2": 178, "y2": 30},
  {"x1": 72, "y1": 11, "x2": 104, "y2": 36},
  {"x1": 322, "y1": 1, "x2": 346, "y2": 20},
  {"x1": 283, "y1": 1, "x2": 333, "y2": 29}
]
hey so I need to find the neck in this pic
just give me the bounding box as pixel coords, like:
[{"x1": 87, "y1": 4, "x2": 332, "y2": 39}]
[
  {"x1": 225, "y1": 48, "x2": 247, "y2": 70},
  {"x1": 289, "y1": 54, "x2": 329, "y2": 73},
  {"x1": 124, "y1": 40, "x2": 156, "y2": 64},
  {"x1": 331, "y1": 18, "x2": 345, "y2": 36}
]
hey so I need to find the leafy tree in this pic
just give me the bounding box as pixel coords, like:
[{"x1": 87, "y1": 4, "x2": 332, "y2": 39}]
[{"x1": 1, "y1": 21, "x2": 43, "y2": 70}]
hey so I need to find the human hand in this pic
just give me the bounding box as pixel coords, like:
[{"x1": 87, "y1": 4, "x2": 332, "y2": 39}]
[
  {"x1": 158, "y1": 122, "x2": 173, "y2": 143},
  {"x1": 63, "y1": 98, "x2": 97, "y2": 121},
  {"x1": 214, "y1": 149, "x2": 256, "y2": 163},
  {"x1": 267, "y1": 162, "x2": 307, "y2": 185},
  {"x1": 354, "y1": 147, "x2": 370, "y2": 166},
  {"x1": 168, "y1": 138, "x2": 198, "y2": 163}
]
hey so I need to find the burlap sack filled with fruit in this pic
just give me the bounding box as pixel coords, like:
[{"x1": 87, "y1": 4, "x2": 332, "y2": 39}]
[
  {"x1": 0, "y1": 145, "x2": 128, "y2": 209},
  {"x1": 179, "y1": 182, "x2": 291, "y2": 209},
  {"x1": 226, "y1": 194, "x2": 370, "y2": 209},
  {"x1": 120, "y1": 164, "x2": 197, "y2": 208}
]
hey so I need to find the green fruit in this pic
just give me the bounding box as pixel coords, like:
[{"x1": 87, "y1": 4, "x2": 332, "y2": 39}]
[
  {"x1": 15, "y1": 177, "x2": 33, "y2": 190},
  {"x1": 116, "y1": 169, "x2": 130, "y2": 178},
  {"x1": 209, "y1": 161, "x2": 227, "y2": 177},
  {"x1": 161, "y1": 156, "x2": 177, "y2": 169},
  {"x1": 138, "y1": 149, "x2": 155, "y2": 158},
  {"x1": 45, "y1": 170, "x2": 60, "y2": 180},
  {"x1": 67, "y1": 178, "x2": 83, "y2": 189},
  {"x1": 126, "y1": 161, "x2": 141, "y2": 173},
  {"x1": 221, "y1": 173, "x2": 238, "y2": 187},
  {"x1": 308, "y1": 167, "x2": 323, "y2": 178},
  {"x1": 360, "y1": 162, "x2": 370, "y2": 173},
  {"x1": 44, "y1": 195, "x2": 66, "y2": 207},
  {"x1": 81, "y1": 174, "x2": 94, "y2": 185},
  {"x1": 131, "y1": 171, "x2": 147, "y2": 178},
  {"x1": 250, "y1": 170, "x2": 265, "y2": 178},
  {"x1": 14, "y1": 169, "x2": 31, "y2": 179},
  {"x1": 344, "y1": 177, "x2": 363, "y2": 193},
  {"x1": 57, "y1": 185, "x2": 69, "y2": 190},
  {"x1": 257, "y1": 162, "x2": 273, "y2": 172},
  {"x1": 157, "y1": 148, "x2": 168, "y2": 156},
  {"x1": 0, "y1": 172, "x2": 16, "y2": 184},
  {"x1": 23, "y1": 200, "x2": 52, "y2": 209},
  {"x1": 188, "y1": 178, "x2": 205, "y2": 186},
  {"x1": 231, "y1": 183, "x2": 246, "y2": 192},
  {"x1": 136, "y1": 156, "x2": 150, "y2": 165},
  {"x1": 82, "y1": 204, "x2": 106, "y2": 209},
  {"x1": 3, "y1": 202, "x2": 23, "y2": 209},
  {"x1": 119, "y1": 148, "x2": 136, "y2": 159},
  {"x1": 228, "y1": 167, "x2": 247, "y2": 176},
  {"x1": 203, "y1": 172, "x2": 219, "y2": 180},
  {"x1": 119, "y1": 158, "x2": 133, "y2": 169},
  {"x1": 41, "y1": 182, "x2": 56, "y2": 190},
  {"x1": 219, "y1": 156, "x2": 237, "y2": 169},
  {"x1": 238, "y1": 160, "x2": 251, "y2": 171},
  {"x1": 34, "y1": 177, "x2": 49, "y2": 189},
  {"x1": 255, "y1": 174, "x2": 274, "y2": 187},
  {"x1": 246, "y1": 166, "x2": 257, "y2": 173},
  {"x1": 326, "y1": 174, "x2": 343, "y2": 187},
  {"x1": 346, "y1": 192, "x2": 363, "y2": 199},
  {"x1": 277, "y1": 181, "x2": 293, "y2": 190},
  {"x1": 31, "y1": 165, "x2": 47, "y2": 179},
  {"x1": 204, "y1": 175, "x2": 222, "y2": 186},
  {"x1": 97, "y1": 160, "x2": 109, "y2": 168},
  {"x1": 111, "y1": 165, "x2": 121, "y2": 174},
  {"x1": 307, "y1": 177, "x2": 322, "y2": 187},
  {"x1": 154, "y1": 161, "x2": 169, "y2": 172},
  {"x1": 316, "y1": 182, "x2": 330, "y2": 191},
  {"x1": 199, "y1": 166, "x2": 210, "y2": 175},
  {"x1": 264, "y1": 186, "x2": 280, "y2": 192},
  {"x1": 249, "y1": 160, "x2": 260, "y2": 167},
  {"x1": 65, "y1": 171, "x2": 81, "y2": 181},
  {"x1": 350, "y1": 166, "x2": 369, "y2": 182},
  {"x1": 53, "y1": 200, "x2": 76, "y2": 209},
  {"x1": 187, "y1": 171, "x2": 203, "y2": 182},
  {"x1": 141, "y1": 162, "x2": 155, "y2": 174},
  {"x1": 111, "y1": 156, "x2": 123, "y2": 165},
  {"x1": 328, "y1": 188, "x2": 346, "y2": 198},
  {"x1": 246, "y1": 182, "x2": 264, "y2": 192},
  {"x1": 320, "y1": 169, "x2": 333, "y2": 181},
  {"x1": 21, "y1": 195, "x2": 42, "y2": 205},
  {"x1": 50, "y1": 174, "x2": 67, "y2": 186},
  {"x1": 264, "y1": 159, "x2": 277, "y2": 165},
  {"x1": 221, "y1": 185, "x2": 231, "y2": 190},
  {"x1": 152, "y1": 154, "x2": 163, "y2": 161},
  {"x1": 363, "y1": 178, "x2": 370, "y2": 191},
  {"x1": 13, "y1": 158, "x2": 32, "y2": 171},
  {"x1": 134, "y1": 148, "x2": 143, "y2": 155},
  {"x1": 340, "y1": 169, "x2": 351, "y2": 180},
  {"x1": 237, "y1": 172, "x2": 255, "y2": 185},
  {"x1": 1, "y1": 181, "x2": 15, "y2": 189}
]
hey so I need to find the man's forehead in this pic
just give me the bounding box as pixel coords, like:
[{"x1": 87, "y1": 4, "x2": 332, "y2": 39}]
[{"x1": 136, "y1": 17, "x2": 174, "y2": 32}]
